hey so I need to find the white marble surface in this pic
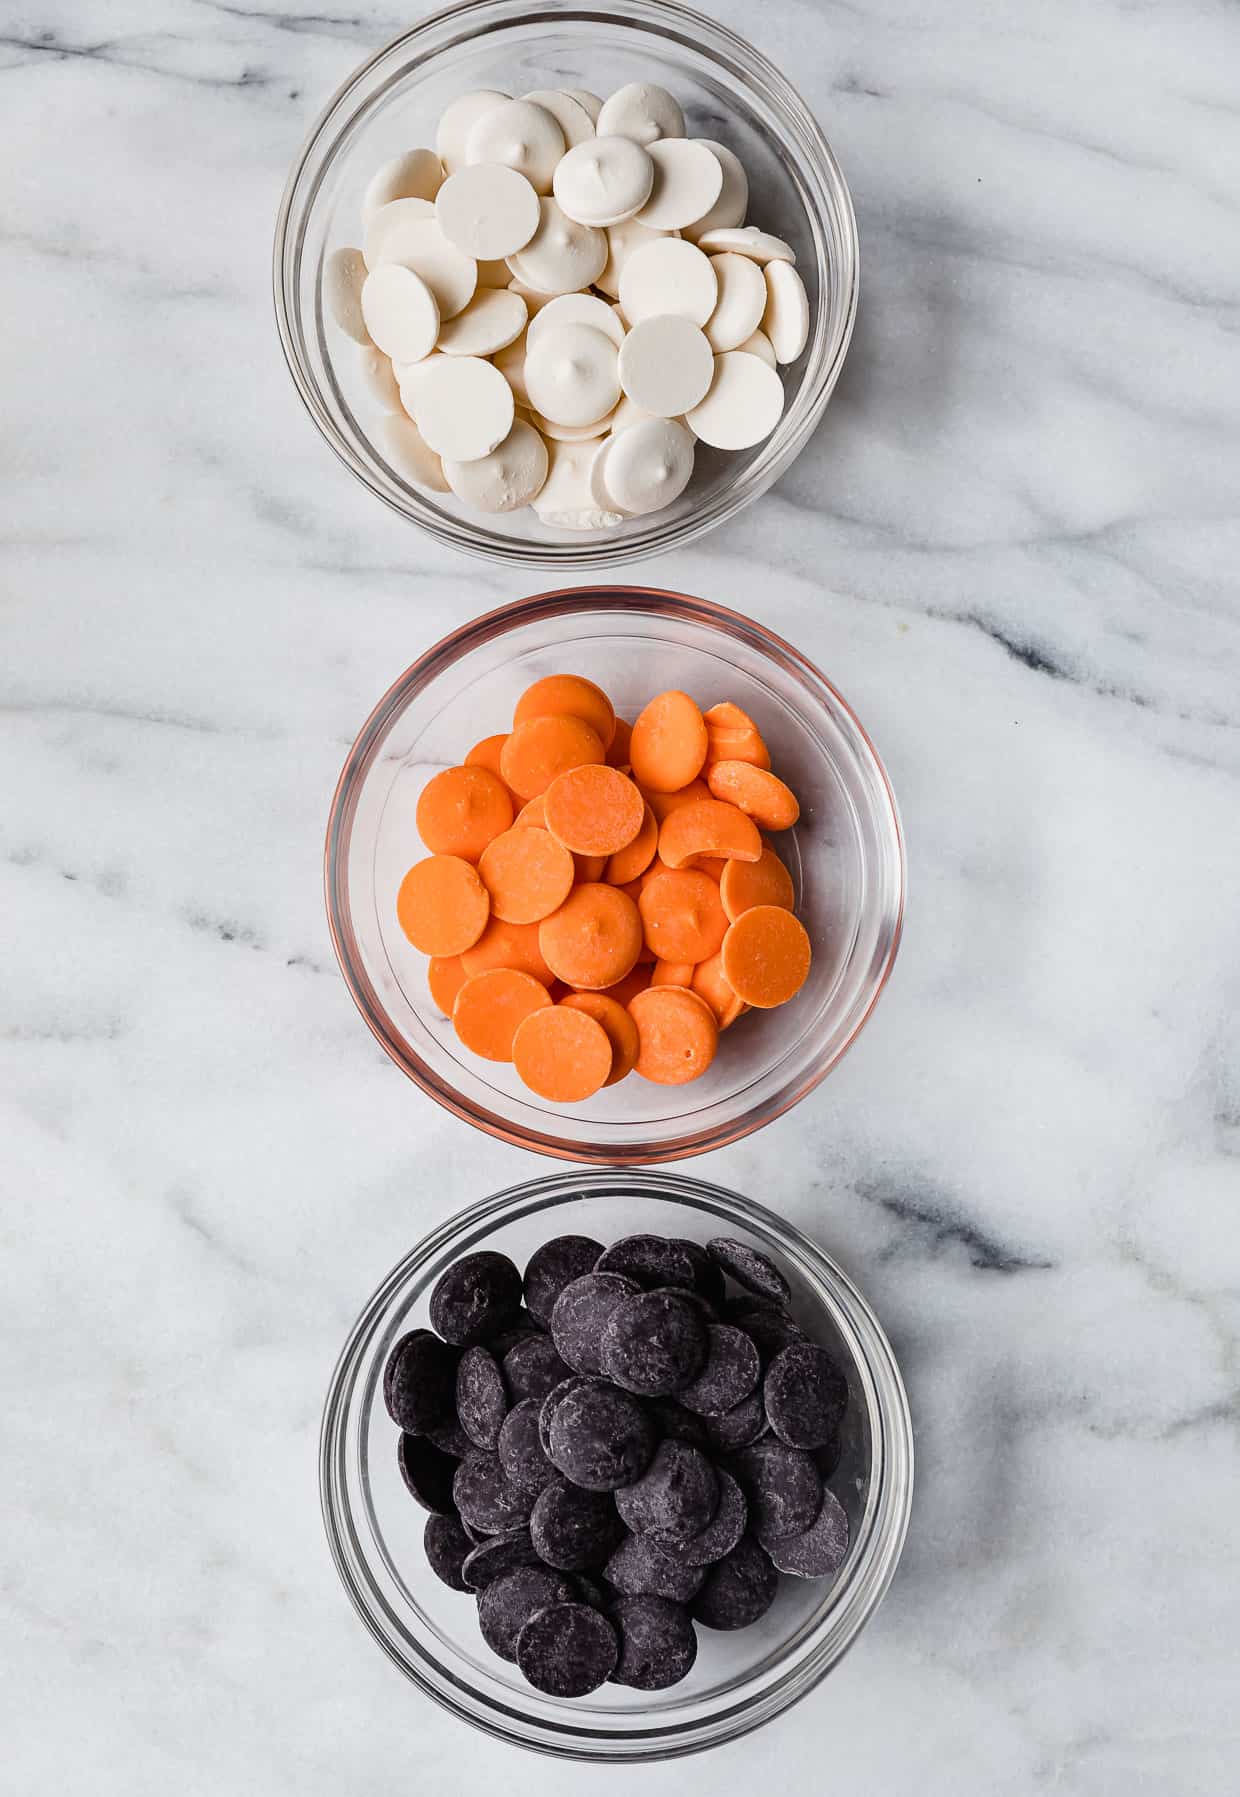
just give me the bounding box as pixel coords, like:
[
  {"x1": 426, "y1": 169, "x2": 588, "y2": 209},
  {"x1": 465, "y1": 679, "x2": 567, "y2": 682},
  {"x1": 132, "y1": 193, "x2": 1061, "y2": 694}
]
[{"x1": 3, "y1": 0, "x2": 1239, "y2": 1790}]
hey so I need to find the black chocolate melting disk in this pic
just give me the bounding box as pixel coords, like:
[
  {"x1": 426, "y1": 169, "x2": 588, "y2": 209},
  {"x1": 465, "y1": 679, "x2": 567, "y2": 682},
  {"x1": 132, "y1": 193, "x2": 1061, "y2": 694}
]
[
  {"x1": 452, "y1": 1449, "x2": 534, "y2": 1535},
  {"x1": 706, "y1": 1237, "x2": 791, "y2": 1305},
  {"x1": 396, "y1": 1432, "x2": 458, "y2": 1516},
  {"x1": 530, "y1": 1480, "x2": 624, "y2": 1571},
  {"x1": 595, "y1": 1233, "x2": 696, "y2": 1290},
  {"x1": 764, "y1": 1341, "x2": 849, "y2": 1449},
  {"x1": 677, "y1": 1323, "x2": 761, "y2": 1417},
  {"x1": 644, "y1": 1397, "x2": 709, "y2": 1448},
  {"x1": 516, "y1": 1602, "x2": 619, "y2": 1697},
  {"x1": 502, "y1": 1332, "x2": 571, "y2": 1404},
  {"x1": 690, "y1": 1535, "x2": 779, "y2": 1631},
  {"x1": 667, "y1": 1467, "x2": 748, "y2": 1568},
  {"x1": 731, "y1": 1438, "x2": 822, "y2": 1545},
  {"x1": 423, "y1": 1514, "x2": 473, "y2": 1591},
  {"x1": 523, "y1": 1235, "x2": 605, "y2": 1328},
  {"x1": 455, "y1": 1344, "x2": 509, "y2": 1451},
  {"x1": 430, "y1": 1250, "x2": 522, "y2": 1346},
  {"x1": 599, "y1": 1288, "x2": 708, "y2": 1396},
  {"x1": 609, "y1": 1594, "x2": 699, "y2": 1689},
  {"x1": 498, "y1": 1397, "x2": 559, "y2": 1495},
  {"x1": 546, "y1": 1380, "x2": 655, "y2": 1491},
  {"x1": 701, "y1": 1388, "x2": 767, "y2": 1454},
  {"x1": 425, "y1": 1409, "x2": 473, "y2": 1459},
  {"x1": 604, "y1": 1532, "x2": 706, "y2": 1603},
  {"x1": 765, "y1": 1487, "x2": 851, "y2": 1579},
  {"x1": 550, "y1": 1272, "x2": 639, "y2": 1374},
  {"x1": 461, "y1": 1528, "x2": 542, "y2": 1591},
  {"x1": 383, "y1": 1329, "x2": 455, "y2": 1434},
  {"x1": 613, "y1": 1440, "x2": 719, "y2": 1541},
  {"x1": 674, "y1": 1237, "x2": 727, "y2": 1308},
  {"x1": 478, "y1": 1565, "x2": 575, "y2": 1661}
]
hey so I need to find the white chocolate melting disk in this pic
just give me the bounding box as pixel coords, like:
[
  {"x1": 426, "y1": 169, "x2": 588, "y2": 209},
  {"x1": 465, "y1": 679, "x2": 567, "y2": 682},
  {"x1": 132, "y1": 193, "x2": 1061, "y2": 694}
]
[
  {"x1": 507, "y1": 277, "x2": 556, "y2": 315},
  {"x1": 393, "y1": 347, "x2": 443, "y2": 382},
  {"x1": 553, "y1": 136, "x2": 654, "y2": 227},
  {"x1": 443, "y1": 417, "x2": 549, "y2": 512},
  {"x1": 324, "y1": 247, "x2": 370, "y2": 343},
  {"x1": 683, "y1": 140, "x2": 748, "y2": 240},
  {"x1": 364, "y1": 206, "x2": 477, "y2": 319},
  {"x1": 362, "y1": 197, "x2": 433, "y2": 269},
  {"x1": 435, "y1": 164, "x2": 540, "y2": 259},
  {"x1": 596, "y1": 82, "x2": 685, "y2": 147},
  {"x1": 694, "y1": 224, "x2": 796, "y2": 265},
  {"x1": 595, "y1": 416, "x2": 695, "y2": 514},
  {"x1": 436, "y1": 90, "x2": 509, "y2": 173},
  {"x1": 618, "y1": 237, "x2": 718, "y2": 326},
  {"x1": 762, "y1": 259, "x2": 810, "y2": 363},
  {"x1": 435, "y1": 285, "x2": 528, "y2": 356},
  {"x1": 360, "y1": 264, "x2": 440, "y2": 362},
  {"x1": 358, "y1": 343, "x2": 401, "y2": 410},
  {"x1": 685, "y1": 349, "x2": 785, "y2": 449},
  {"x1": 363, "y1": 149, "x2": 445, "y2": 226},
  {"x1": 395, "y1": 354, "x2": 445, "y2": 423},
  {"x1": 608, "y1": 392, "x2": 679, "y2": 435},
  {"x1": 529, "y1": 405, "x2": 617, "y2": 442},
  {"x1": 535, "y1": 470, "x2": 621, "y2": 524},
  {"x1": 382, "y1": 411, "x2": 449, "y2": 491},
  {"x1": 596, "y1": 217, "x2": 674, "y2": 298},
  {"x1": 736, "y1": 327, "x2": 776, "y2": 367},
  {"x1": 524, "y1": 322, "x2": 620, "y2": 426},
  {"x1": 566, "y1": 89, "x2": 603, "y2": 124},
  {"x1": 617, "y1": 315, "x2": 713, "y2": 415},
  {"x1": 588, "y1": 436, "x2": 622, "y2": 512},
  {"x1": 492, "y1": 330, "x2": 530, "y2": 405},
  {"x1": 526, "y1": 291, "x2": 625, "y2": 351},
  {"x1": 465, "y1": 98, "x2": 565, "y2": 195},
  {"x1": 703, "y1": 251, "x2": 767, "y2": 352},
  {"x1": 405, "y1": 354, "x2": 515, "y2": 461},
  {"x1": 534, "y1": 436, "x2": 623, "y2": 528},
  {"x1": 521, "y1": 89, "x2": 597, "y2": 149},
  {"x1": 507, "y1": 197, "x2": 607, "y2": 296},
  {"x1": 636, "y1": 139, "x2": 723, "y2": 232}
]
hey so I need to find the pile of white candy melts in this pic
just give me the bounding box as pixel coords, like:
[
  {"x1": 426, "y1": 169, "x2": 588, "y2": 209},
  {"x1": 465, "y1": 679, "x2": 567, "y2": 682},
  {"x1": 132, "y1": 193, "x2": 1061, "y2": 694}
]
[{"x1": 325, "y1": 82, "x2": 811, "y2": 530}]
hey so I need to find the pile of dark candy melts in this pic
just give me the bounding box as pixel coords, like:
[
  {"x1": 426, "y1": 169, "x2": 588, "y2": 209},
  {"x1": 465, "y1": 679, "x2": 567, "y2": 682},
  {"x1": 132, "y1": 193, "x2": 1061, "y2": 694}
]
[{"x1": 383, "y1": 1230, "x2": 851, "y2": 1698}]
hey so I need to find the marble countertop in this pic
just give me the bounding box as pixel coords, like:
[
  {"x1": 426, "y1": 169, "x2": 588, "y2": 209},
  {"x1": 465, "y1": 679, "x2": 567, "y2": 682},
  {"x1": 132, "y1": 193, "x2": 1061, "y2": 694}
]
[{"x1": 4, "y1": 0, "x2": 1238, "y2": 1790}]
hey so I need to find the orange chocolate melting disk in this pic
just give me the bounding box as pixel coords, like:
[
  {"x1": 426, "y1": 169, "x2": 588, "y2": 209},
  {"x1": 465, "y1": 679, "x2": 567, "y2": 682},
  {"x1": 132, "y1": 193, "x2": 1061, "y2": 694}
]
[
  {"x1": 538, "y1": 882, "x2": 643, "y2": 990},
  {"x1": 720, "y1": 905, "x2": 812, "y2": 1008},
  {"x1": 629, "y1": 985, "x2": 719, "y2": 1086}
]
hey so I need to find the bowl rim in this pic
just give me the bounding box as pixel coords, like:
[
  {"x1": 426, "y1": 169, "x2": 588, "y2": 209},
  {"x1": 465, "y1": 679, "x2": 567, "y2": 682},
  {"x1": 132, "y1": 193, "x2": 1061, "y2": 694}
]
[
  {"x1": 324, "y1": 585, "x2": 906, "y2": 1165},
  {"x1": 272, "y1": 0, "x2": 860, "y2": 568},
  {"x1": 320, "y1": 1166, "x2": 915, "y2": 1760}
]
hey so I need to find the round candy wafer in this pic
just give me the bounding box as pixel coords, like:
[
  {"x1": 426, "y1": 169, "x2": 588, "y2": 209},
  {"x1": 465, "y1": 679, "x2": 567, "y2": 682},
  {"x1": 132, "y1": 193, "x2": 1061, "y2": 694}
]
[
  {"x1": 516, "y1": 1601, "x2": 618, "y2": 1695},
  {"x1": 530, "y1": 1480, "x2": 624, "y2": 1570},
  {"x1": 456, "y1": 1344, "x2": 509, "y2": 1450},
  {"x1": 479, "y1": 1565, "x2": 575, "y2": 1660},
  {"x1": 690, "y1": 1534, "x2": 778, "y2": 1630},
  {"x1": 524, "y1": 1234, "x2": 605, "y2": 1327},
  {"x1": 609, "y1": 1594, "x2": 698, "y2": 1689}
]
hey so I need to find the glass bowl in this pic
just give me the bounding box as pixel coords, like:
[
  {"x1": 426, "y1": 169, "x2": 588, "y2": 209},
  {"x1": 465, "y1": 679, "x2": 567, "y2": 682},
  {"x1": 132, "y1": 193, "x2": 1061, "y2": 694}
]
[
  {"x1": 321, "y1": 1167, "x2": 914, "y2": 1760},
  {"x1": 324, "y1": 586, "x2": 905, "y2": 1164},
  {"x1": 273, "y1": 0, "x2": 858, "y2": 567}
]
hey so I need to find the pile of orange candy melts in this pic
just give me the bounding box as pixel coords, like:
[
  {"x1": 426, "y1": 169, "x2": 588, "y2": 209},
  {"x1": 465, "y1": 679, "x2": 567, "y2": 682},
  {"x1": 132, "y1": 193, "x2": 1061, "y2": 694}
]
[{"x1": 396, "y1": 674, "x2": 812, "y2": 1102}]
